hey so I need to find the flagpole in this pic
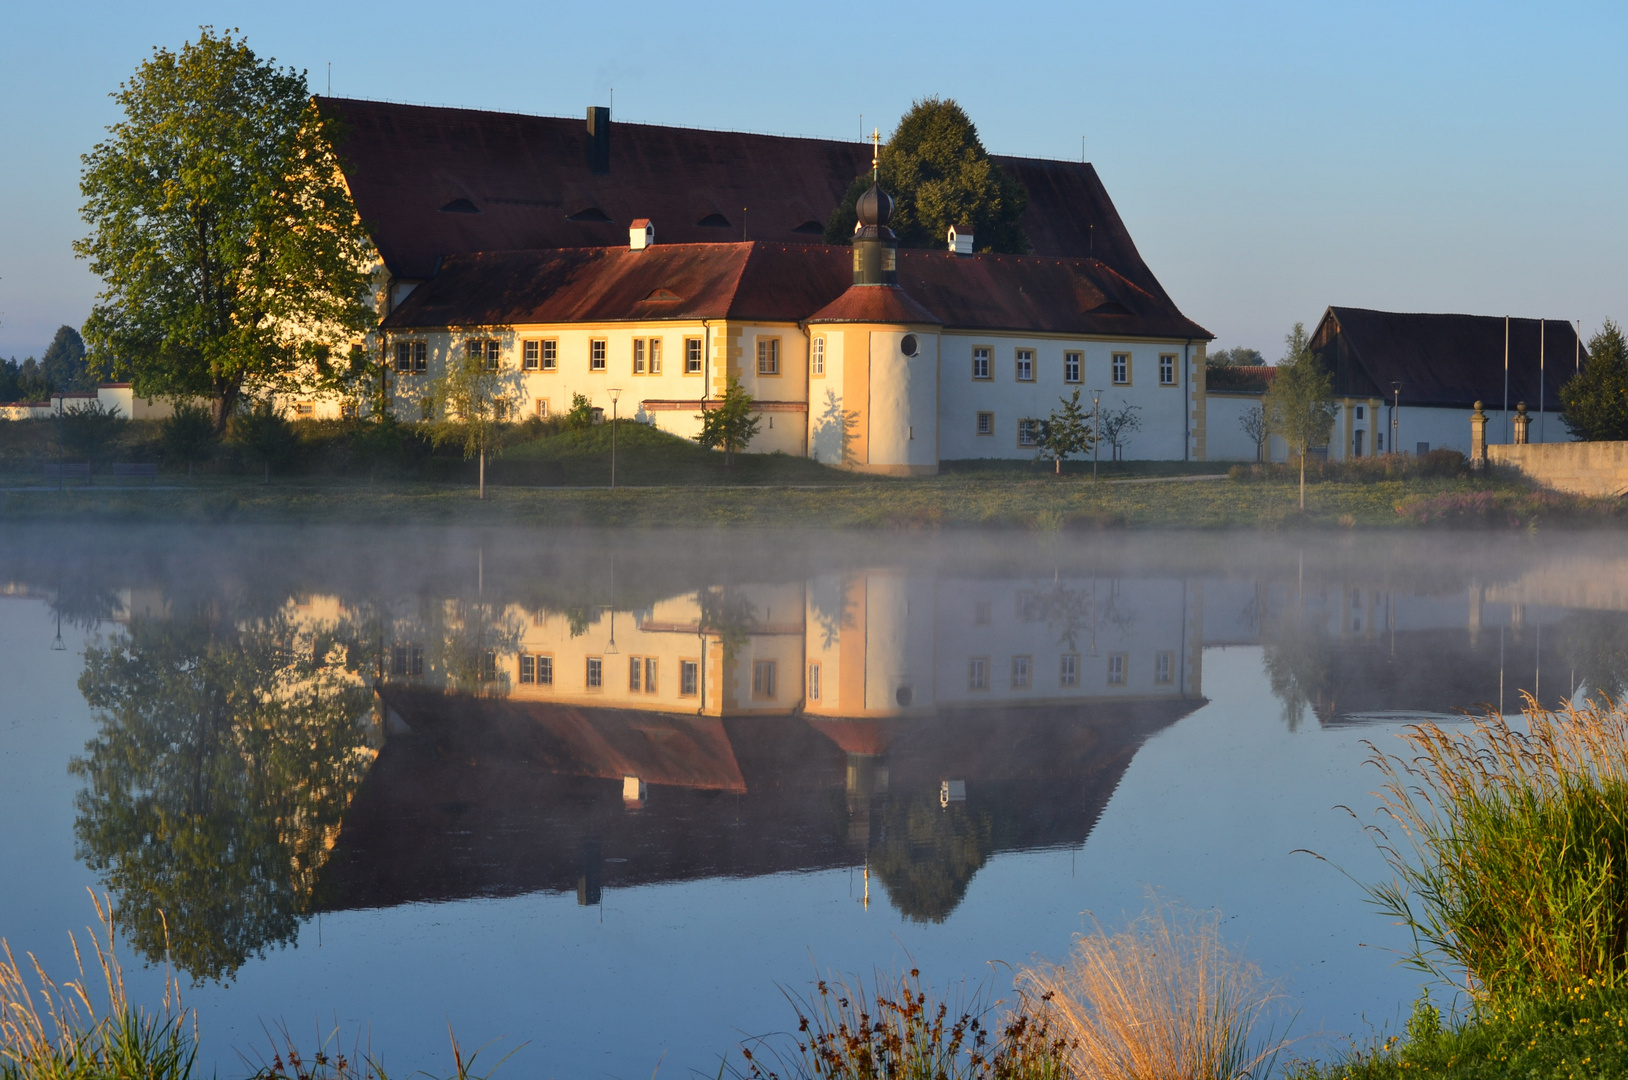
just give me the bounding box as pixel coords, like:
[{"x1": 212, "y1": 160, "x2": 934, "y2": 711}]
[
  {"x1": 1539, "y1": 318, "x2": 1546, "y2": 443},
  {"x1": 1503, "y1": 316, "x2": 1510, "y2": 443}
]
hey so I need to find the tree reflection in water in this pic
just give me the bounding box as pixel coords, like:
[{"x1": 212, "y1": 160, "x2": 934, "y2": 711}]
[
  {"x1": 870, "y1": 790, "x2": 995, "y2": 923},
  {"x1": 1263, "y1": 603, "x2": 1335, "y2": 730},
  {"x1": 71, "y1": 609, "x2": 377, "y2": 983}
]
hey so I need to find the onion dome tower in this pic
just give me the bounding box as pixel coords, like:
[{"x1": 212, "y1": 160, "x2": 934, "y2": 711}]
[{"x1": 852, "y1": 156, "x2": 898, "y2": 286}]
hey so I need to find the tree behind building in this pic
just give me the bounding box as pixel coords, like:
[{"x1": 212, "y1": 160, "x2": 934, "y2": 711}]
[
  {"x1": 1559, "y1": 320, "x2": 1628, "y2": 441},
  {"x1": 825, "y1": 98, "x2": 1029, "y2": 253}
]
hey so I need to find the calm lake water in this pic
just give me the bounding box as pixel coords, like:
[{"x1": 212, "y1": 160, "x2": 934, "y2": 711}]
[{"x1": 2, "y1": 525, "x2": 1620, "y2": 1079}]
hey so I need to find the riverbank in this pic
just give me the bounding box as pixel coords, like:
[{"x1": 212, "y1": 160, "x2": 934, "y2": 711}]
[{"x1": 0, "y1": 471, "x2": 1619, "y2": 528}]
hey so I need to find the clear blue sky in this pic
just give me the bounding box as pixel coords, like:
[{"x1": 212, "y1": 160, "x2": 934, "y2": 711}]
[{"x1": 2, "y1": 0, "x2": 1623, "y2": 361}]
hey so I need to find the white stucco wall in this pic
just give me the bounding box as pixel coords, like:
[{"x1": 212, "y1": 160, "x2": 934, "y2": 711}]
[
  {"x1": 936, "y1": 334, "x2": 1196, "y2": 461},
  {"x1": 866, "y1": 330, "x2": 939, "y2": 470},
  {"x1": 1206, "y1": 393, "x2": 1271, "y2": 462}
]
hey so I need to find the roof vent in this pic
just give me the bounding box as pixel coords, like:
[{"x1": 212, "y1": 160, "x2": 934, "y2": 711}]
[
  {"x1": 948, "y1": 224, "x2": 973, "y2": 255},
  {"x1": 643, "y1": 288, "x2": 682, "y2": 302},
  {"x1": 630, "y1": 219, "x2": 654, "y2": 250},
  {"x1": 696, "y1": 213, "x2": 732, "y2": 228},
  {"x1": 792, "y1": 220, "x2": 824, "y2": 234},
  {"x1": 586, "y1": 106, "x2": 610, "y2": 174},
  {"x1": 567, "y1": 206, "x2": 613, "y2": 222},
  {"x1": 439, "y1": 198, "x2": 481, "y2": 214}
]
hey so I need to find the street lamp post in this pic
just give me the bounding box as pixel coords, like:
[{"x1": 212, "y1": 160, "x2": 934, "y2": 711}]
[
  {"x1": 1390, "y1": 381, "x2": 1402, "y2": 456},
  {"x1": 606, "y1": 388, "x2": 623, "y2": 489},
  {"x1": 1091, "y1": 390, "x2": 1103, "y2": 480}
]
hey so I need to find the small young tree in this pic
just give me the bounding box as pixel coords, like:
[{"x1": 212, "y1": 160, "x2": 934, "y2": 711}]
[
  {"x1": 696, "y1": 376, "x2": 761, "y2": 466},
  {"x1": 1098, "y1": 404, "x2": 1143, "y2": 462},
  {"x1": 1036, "y1": 389, "x2": 1093, "y2": 473},
  {"x1": 1560, "y1": 320, "x2": 1628, "y2": 441},
  {"x1": 431, "y1": 351, "x2": 503, "y2": 498},
  {"x1": 161, "y1": 401, "x2": 216, "y2": 477},
  {"x1": 228, "y1": 400, "x2": 299, "y2": 484},
  {"x1": 59, "y1": 400, "x2": 128, "y2": 465},
  {"x1": 1263, "y1": 322, "x2": 1337, "y2": 509},
  {"x1": 1239, "y1": 404, "x2": 1269, "y2": 462},
  {"x1": 565, "y1": 392, "x2": 595, "y2": 430}
]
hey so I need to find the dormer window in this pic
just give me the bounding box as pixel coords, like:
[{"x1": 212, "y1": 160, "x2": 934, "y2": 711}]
[
  {"x1": 696, "y1": 213, "x2": 731, "y2": 228},
  {"x1": 567, "y1": 206, "x2": 613, "y2": 222},
  {"x1": 439, "y1": 198, "x2": 480, "y2": 214}
]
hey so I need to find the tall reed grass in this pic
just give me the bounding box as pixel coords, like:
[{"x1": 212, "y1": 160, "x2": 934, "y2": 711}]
[
  {"x1": 0, "y1": 894, "x2": 196, "y2": 1080},
  {"x1": 1363, "y1": 693, "x2": 1628, "y2": 1002},
  {"x1": 1019, "y1": 901, "x2": 1288, "y2": 1080},
  {"x1": 737, "y1": 966, "x2": 1071, "y2": 1080}
]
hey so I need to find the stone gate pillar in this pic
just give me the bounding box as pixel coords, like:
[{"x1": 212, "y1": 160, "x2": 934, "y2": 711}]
[
  {"x1": 1470, "y1": 401, "x2": 1488, "y2": 469},
  {"x1": 1512, "y1": 402, "x2": 1530, "y2": 445}
]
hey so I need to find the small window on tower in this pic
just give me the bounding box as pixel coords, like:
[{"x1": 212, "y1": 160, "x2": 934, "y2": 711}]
[{"x1": 811, "y1": 336, "x2": 825, "y2": 375}]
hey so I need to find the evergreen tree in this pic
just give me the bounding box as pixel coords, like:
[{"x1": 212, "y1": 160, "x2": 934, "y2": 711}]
[
  {"x1": 696, "y1": 376, "x2": 761, "y2": 465},
  {"x1": 1263, "y1": 322, "x2": 1337, "y2": 509},
  {"x1": 40, "y1": 326, "x2": 91, "y2": 390},
  {"x1": 825, "y1": 98, "x2": 1029, "y2": 253},
  {"x1": 77, "y1": 29, "x2": 375, "y2": 432},
  {"x1": 1560, "y1": 320, "x2": 1628, "y2": 441}
]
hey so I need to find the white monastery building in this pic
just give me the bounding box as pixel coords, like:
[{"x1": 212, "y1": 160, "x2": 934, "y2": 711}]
[{"x1": 317, "y1": 99, "x2": 1215, "y2": 471}]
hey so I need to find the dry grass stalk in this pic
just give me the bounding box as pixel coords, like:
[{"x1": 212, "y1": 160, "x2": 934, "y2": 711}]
[
  {"x1": 0, "y1": 892, "x2": 194, "y2": 1080},
  {"x1": 1364, "y1": 692, "x2": 1628, "y2": 1001},
  {"x1": 1019, "y1": 900, "x2": 1287, "y2": 1080}
]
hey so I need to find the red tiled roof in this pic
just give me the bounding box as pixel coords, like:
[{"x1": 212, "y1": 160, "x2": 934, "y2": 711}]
[
  {"x1": 1315, "y1": 307, "x2": 1582, "y2": 411},
  {"x1": 382, "y1": 242, "x2": 1212, "y2": 339},
  {"x1": 316, "y1": 97, "x2": 1179, "y2": 311},
  {"x1": 1205, "y1": 365, "x2": 1276, "y2": 392},
  {"x1": 807, "y1": 285, "x2": 942, "y2": 325}
]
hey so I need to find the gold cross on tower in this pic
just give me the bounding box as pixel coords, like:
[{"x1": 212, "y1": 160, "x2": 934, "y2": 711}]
[{"x1": 871, "y1": 127, "x2": 881, "y2": 180}]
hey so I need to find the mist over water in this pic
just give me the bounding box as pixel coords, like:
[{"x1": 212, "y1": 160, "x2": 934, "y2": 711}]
[{"x1": 2, "y1": 525, "x2": 1623, "y2": 1077}]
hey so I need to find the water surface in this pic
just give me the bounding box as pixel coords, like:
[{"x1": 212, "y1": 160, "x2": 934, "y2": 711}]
[{"x1": 1, "y1": 526, "x2": 1618, "y2": 1078}]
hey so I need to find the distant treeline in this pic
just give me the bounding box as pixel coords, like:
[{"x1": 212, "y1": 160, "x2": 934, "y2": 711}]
[{"x1": 0, "y1": 325, "x2": 94, "y2": 402}]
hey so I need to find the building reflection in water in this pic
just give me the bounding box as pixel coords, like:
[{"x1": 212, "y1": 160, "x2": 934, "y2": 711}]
[{"x1": 316, "y1": 572, "x2": 1205, "y2": 925}]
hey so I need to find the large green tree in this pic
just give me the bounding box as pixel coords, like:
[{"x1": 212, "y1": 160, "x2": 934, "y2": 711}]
[
  {"x1": 1263, "y1": 322, "x2": 1337, "y2": 509},
  {"x1": 824, "y1": 98, "x2": 1030, "y2": 253},
  {"x1": 76, "y1": 29, "x2": 376, "y2": 432},
  {"x1": 1560, "y1": 320, "x2": 1628, "y2": 441}
]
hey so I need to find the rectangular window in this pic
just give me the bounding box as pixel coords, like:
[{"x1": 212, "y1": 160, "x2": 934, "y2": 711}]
[
  {"x1": 752, "y1": 659, "x2": 777, "y2": 698},
  {"x1": 974, "y1": 600, "x2": 992, "y2": 626},
  {"x1": 757, "y1": 338, "x2": 780, "y2": 376},
  {"x1": 486, "y1": 340, "x2": 500, "y2": 370},
  {"x1": 1107, "y1": 653, "x2": 1127, "y2": 685},
  {"x1": 968, "y1": 657, "x2": 989, "y2": 692},
  {"x1": 633, "y1": 339, "x2": 646, "y2": 374},
  {"x1": 524, "y1": 341, "x2": 540, "y2": 371},
  {"x1": 1356, "y1": 405, "x2": 1365, "y2": 420},
  {"x1": 535, "y1": 399, "x2": 549, "y2": 418},
  {"x1": 649, "y1": 339, "x2": 662, "y2": 374},
  {"x1": 644, "y1": 657, "x2": 657, "y2": 694},
  {"x1": 628, "y1": 656, "x2": 642, "y2": 691},
  {"x1": 1015, "y1": 349, "x2": 1035, "y2": 381},
  {"x1": 586, "y1": 657, "x2": 603, "y2": 689},
  {"x1": 1155, "y1": 651, "x2": 1174, "y2": 684},
  {"x1": 420, "y1": 397, "x2": 434, "y2": 421},
  {"x1": 1011, "y1": 655, "x2": 1032, "y2": 689},
  {"x1": 972, "y1": 346, "x2": 991, "y2": 380},
  {"x1": 1017, "y1": 419, "x2": 1040, "y2": 447},
  {"x1": 411, "y1": 646, "x2": 423, "y2": 676},
  {"x1": 685, "y1": 338, "x2": 703, "y2": 374},
  {"x1": 976, "y1": 411, "x2": 993, "y2": 436},
  {"x1": 391, "y1": 645, "x2": 407, "y2": 675},
  {"x1": 541, "y1": 340, "x2": 557, "y2": 371},
  {"x1": 1159, "y1": 353, "x2": 1178, "y2": 386},
  {"x1": 1112, "y1": 353, "x2": 1130, "y2": 385},
  {"x1": 519, "y1": 655, "x2": 535, "y2": 683},
  {"x1": 395, "y1": 342, "x2": 412, "y2": 373},
  {"x1": 479, "y1": 650, "x2": 497, "y2": 682},
  {"x1": 807, "y1": 662, "x2": 821, "y2": 701},
  {"x1": 811, "y1": 337, "x2": 825, "y2": 376},
  {"x1": 680, "y1": 659, "x2": 699, "y2": 696},
  {"x1": 414, "y1": 342, "x2": 427, "y2": 372},
  {"x1": 537, "y1": 655, "x2": 554, "y2": 686},
  {"x1": 590, "y1": 340, "x2": 607, "y2": 371},
  {"x1": 294, "y1": 403, "x2": 315, "y2": 418},
  {"x1": 1064, "y1": 351, "x2": 1082, "y2": 383},
  {"x1": 1060, "y1": 654, "x2": 1079, "y2": 686}
]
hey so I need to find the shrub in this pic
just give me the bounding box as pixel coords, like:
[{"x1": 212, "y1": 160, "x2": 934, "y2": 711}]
[
  {"x1": 160, "y1": 403, "x2": 216, "y2": 476},
  {"x1": 1364, "y1": 695, "x2": 1628, "y2": 1002},
  {"x1": 738, "y1": 967, "x2": 1071, "y2": 1080},
  {"x1": 1018, "y1": 900, "x2": 1288, "y2": 1080},
  {"x1": 228, "y1": 401, "x2": 299, "y2": 483},
  {"x1": 58, "y1": 401, "x2": 128, "y2": 464}
]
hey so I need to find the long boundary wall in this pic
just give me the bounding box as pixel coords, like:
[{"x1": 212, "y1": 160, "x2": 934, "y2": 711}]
[{"x1": 1489, "y1": 441, "x2": 1628, "y2": 496}]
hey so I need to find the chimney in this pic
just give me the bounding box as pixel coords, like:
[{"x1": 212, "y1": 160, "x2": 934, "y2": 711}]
[
  {"x1": 586, "y1": 105, "x2": 611, "y2": 174},
  {"x1": 947, "y1": 224, "x2": 973, "y2": 255},
  {"x1": 629, "y1": 218, "x2": 654, "y2": 250}
]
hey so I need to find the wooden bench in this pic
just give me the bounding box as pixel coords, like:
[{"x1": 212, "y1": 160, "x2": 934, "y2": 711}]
[
  {"x1": 109, "y1": 463, "x2": 160, "y2": 480},
  {"x1": 42, "y1": 463, "x2": 91, "y2": 481}
]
